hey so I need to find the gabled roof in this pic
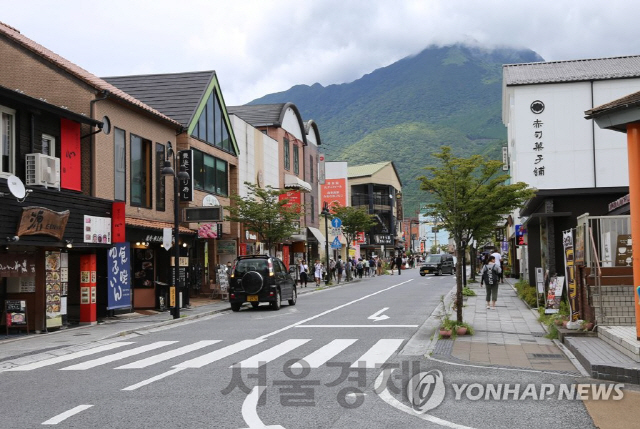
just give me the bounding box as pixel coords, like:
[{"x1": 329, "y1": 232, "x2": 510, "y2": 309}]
[
  {"x1": 585, "y1": 89, "x2": 640, "y2": 119},
  {"x1": 0, "y1": 21, "x2": 180, "y2": 128},
  {"x1": 347, "y1": 161, "x2": 403, "y2": 186},
  {"x1": 503, "y1": 54, "x2": 640, "y2": 86},
  {"x1": 228, "y1": 102, "x2": 308, "y2": 145},
  {"x1": 104, "y1": 71, "x2": 214, "y2": 127}
]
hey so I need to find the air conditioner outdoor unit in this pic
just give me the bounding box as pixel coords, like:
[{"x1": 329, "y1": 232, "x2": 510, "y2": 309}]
[{"x1": 25, "y1": 153, "x2": 60, "y2": 190}]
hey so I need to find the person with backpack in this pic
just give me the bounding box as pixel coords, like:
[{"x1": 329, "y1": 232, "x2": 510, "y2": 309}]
[
  {"x1": 480, "y1": 255, "x2": 502, "y2": 310},
  {"x1": 369, "y1": 257, "x2": 376, "y2": 277},
  {"x1": 336, "y1": 256, "x2": 344, "y2": 284},
  {"x1": 356, "y1": 259, "x2": 364, "y2": 278}
]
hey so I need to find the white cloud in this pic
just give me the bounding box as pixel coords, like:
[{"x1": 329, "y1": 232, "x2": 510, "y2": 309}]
[{"x1": 3, "y1": 0, "x2": 640, "y2": 104}]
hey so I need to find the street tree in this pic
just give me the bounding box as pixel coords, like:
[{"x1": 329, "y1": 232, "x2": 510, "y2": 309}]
[
  {"x1": 225, "y1": 182, "x2": 302, "y2": 253},
  {"x1": 418, "y1": 146, "x2": 535, "y2": 322},
  {"x1": 430, "y1": 244, "x2": 450, "y2": 254},
  {"x1": 331, "y1": 205, "x2": 377, "y2": 262}
]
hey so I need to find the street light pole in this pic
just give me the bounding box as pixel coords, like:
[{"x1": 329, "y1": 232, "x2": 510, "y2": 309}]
[
  {"x1": 162, "y1": 142, "x2": 190, "y2": 320},
  {"x1": 322, "y1": 202, "x2": 330, "y2": 285}
]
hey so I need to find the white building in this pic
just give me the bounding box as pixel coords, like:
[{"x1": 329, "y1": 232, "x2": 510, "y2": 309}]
[{"x1": 502, "y1": 55, "x2": 640, "y2": 284}]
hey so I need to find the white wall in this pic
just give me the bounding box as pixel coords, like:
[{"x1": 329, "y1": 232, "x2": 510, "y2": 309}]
[
  {"x1": 232, "y1": 115, "x2": 279, "y2": 198},
  {"x1": 507, "y1": 78, "x2": 640, "y2": 190},
  {"x1": 281, "y1": 108, "x2": 305, "y2": 142}
]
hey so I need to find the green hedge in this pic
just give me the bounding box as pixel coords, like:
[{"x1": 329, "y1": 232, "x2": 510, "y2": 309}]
[{"x1": 514, "y1": 279, "x2": 538, "y2": 307}]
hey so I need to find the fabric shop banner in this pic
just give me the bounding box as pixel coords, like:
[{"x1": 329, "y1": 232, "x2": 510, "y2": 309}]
[{"x1": 107, "y1": 243, "x2": 132, "y2": 310}]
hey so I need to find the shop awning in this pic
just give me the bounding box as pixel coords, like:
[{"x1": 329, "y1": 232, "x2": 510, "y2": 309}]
[
  {"x1": 284, "y1": 174, "x2": 312, "y2": 192},
  {"x1": 307, "y1": 227, "x2": 325, "y2": 245},
  {"x1": 126, "y1": 217, "x2": 196, "y2": 234}
]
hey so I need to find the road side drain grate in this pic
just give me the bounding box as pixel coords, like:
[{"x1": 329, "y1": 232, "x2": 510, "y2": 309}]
[{"x1": 530, "y1": 353, "x2": 564, "y2": 359}]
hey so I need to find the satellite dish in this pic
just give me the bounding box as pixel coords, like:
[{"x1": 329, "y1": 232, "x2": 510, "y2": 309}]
[
  {"x1": 7, "y1": 175, "x2": 26, "y2": 199},
  {"x1": 101, "y1": 116, "x2": 111, "y2": 135}
]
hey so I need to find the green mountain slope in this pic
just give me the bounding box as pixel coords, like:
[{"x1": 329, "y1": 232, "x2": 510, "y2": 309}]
[{"x1": 250, "y1": 44, "x2": 543, "y2": 214}]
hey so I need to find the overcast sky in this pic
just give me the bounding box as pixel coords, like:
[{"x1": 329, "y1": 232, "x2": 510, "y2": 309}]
[{"x1": 3, "y1": 0, "x2": 640, "y2": 105}]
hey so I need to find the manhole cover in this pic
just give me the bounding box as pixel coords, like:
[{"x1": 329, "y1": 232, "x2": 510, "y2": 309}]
[{"x1": 530, "y1": 353, "x2": 564, "y2": 359}]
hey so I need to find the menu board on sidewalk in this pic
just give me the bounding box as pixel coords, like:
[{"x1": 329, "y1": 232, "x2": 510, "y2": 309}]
[
  {"x1": 545, "y1": 276, "x2": 565, "y2": 314},
  {"x1": 45, "y1": 251, "x2": 62, "y2": 328}
]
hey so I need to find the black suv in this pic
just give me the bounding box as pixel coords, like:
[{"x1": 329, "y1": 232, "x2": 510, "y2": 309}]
[
  {"x1": 228, "y1": 255, "x2": 297, "y2": 312},
  {"x1": 420, "y1": 254, "x2": 455, "y2": 276}
]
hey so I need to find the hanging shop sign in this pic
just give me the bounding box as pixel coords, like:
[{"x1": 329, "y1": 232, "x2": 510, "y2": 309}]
[
  {"x1": 17, "y1": 207, "x2": 70, "y2": 240},
  {"x1": 608, "y1": 194, "x2": 630, "y2": 212},
  {"x1": 217, "y1": 240, "x2": 237, "y2": 255},
  {"x1": 112, "y1": 202, "x2": 126, "y2": 243},
  {"x1": 515, "y1": 225, "x2": 527, "y2": 246},
  {"x1": 84, "y1": 215, "x2": 112, "y2": 244},
  {"x1": 107, "y1": 243, "x2": 132, "y2": 310},
  {"x1": 373, "y1": 234, "x2": 393, "y2": 245},
  {"x1": 0, "y1": 254, "x2": 36, "y2": 277},
  {"x1": 279, "y1": 190, "x2": 302, "y2": 213},
  {"x1": 179, "y1": 149, "x2": 194, "y2": 202}
]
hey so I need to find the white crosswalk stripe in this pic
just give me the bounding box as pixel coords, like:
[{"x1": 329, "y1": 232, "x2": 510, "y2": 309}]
[
  {"x1": 350, "y1": 339, "x2": 404, "y2": 368},
  {"x1": 292, "y1": 339, "x2": 358, "y2": 369},
  {"x1": 5, "y1": 342, "x2": 135, "y2": 372},
  {"x1": 174, "y1": 339, "x2": 265, "y2": 369},
  {"x1": 232, "y1": 339, "x2": 311, "y2": 368},
  {"x1": 59, "y1": 341, "x2": 178, "y2": 371},
  {"x1": 4, "y1": 338, "x2": 406, "y2": 375},
  {"x1": 115, "y1": 340, "x2": 221, "y2": 369}
]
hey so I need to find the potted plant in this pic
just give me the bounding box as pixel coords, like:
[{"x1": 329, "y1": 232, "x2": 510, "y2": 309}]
[
  {"x1": 581, "y1": 320, "x2": 594, "y2": 331},
  {"x1": 456, "y1": 325, "x2": 468, "y2": 336},
  {"x1": 440, "y1": 314, "x2": 453, "y2": 338}
]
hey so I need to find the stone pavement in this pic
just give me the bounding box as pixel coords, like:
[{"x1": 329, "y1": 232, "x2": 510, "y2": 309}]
[{"x1": 445, "y1": 280, "x2": 579, "y2": 373}]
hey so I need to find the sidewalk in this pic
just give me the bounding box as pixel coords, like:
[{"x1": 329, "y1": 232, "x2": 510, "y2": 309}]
[
  {"x1": 434, "y1": 279, "x2": 580, "y2": 373},
  {"x1": 0, "y1": 277, "x2": 359, "y2": 364}
]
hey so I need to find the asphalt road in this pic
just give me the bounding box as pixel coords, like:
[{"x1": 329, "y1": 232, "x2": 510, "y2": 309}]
[{"x1": 0, "y1": 269, "x2": 601, "y2": 428}]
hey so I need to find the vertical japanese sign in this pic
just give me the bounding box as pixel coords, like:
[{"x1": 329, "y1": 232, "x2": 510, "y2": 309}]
[
  {"x1": 530, "y1": 100, "x2": 546, "y2": 178},
  {"x1": 320, "y1": 178, "x2": 347, "y2": 213},
  {"x1": 179, "y1": 149, "x2": 194, "y2": 202},
  {"x1": 60, "y1": 118, "x2": 81, "y2": 191},
  {"x1": 318, "y1": 153, "x2": 326, "y2": 185},
  {"x1": 107, "y1": 243, "x2": 131, "y2": 310},
  {"x1": 112, "y1": 202, "x2": 126, "y2": 243},
  {"x1": 563, "y1": 230, "x2": 579, "y2": 321},
  {"x1": 515, "y1": 225, "x2": 527, "y2": 246}
]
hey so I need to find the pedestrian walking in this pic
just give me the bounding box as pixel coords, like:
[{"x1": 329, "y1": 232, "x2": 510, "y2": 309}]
[
  {"x1": 299, "y1": 259, "x2": 309, "y2": 287},
  {"x1": 346, "y1": 258, "x2": 353, "y2": 281},
  {"x1": 369, "y1": 257, "x2": 376, "y2": 276},
  {"x1": 491, "y1": 250, "x2": 503, "y2": 283},
  {"x1": 395, "y1": 254, "x2": 403, "y2": 275},
  {"x1": 363, "y1": 258, "x2": 369, "y2": 277},
  {"x1": 356, "y1": 259, "x2": 364, "y2": 278},
  {"x1": 480, "y1": 255, "x2": 501, "y2": 310},
  {"x1": 377, "y1": 258, "x2": 383, "y2": 276},
  {"x1": 329, "y1": 258, "x2": 336, "y2": 281},
  {"x1": 336, "y1": 255, "x2": 343, "y2": 284},
  {"x1": 314, "y1": 259, "x2": 323, "y2": 286}
]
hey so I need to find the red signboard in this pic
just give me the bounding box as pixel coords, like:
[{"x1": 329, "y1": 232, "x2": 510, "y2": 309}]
[
  {"x1": 60, "y1": 118, "x2": 81, "y2": 191},
  {"x1": 321, "y1": 178, "x2": 347, "y2": 213},
  {"x1": 355, "y1": 231, "x2": 366, "y2": 244},
  {"x1": 279, "y1": 190, "x2": 301, "y2": 212},
  {"x1": 112, "y1": 202, "x2": 126, "y2": 243}
]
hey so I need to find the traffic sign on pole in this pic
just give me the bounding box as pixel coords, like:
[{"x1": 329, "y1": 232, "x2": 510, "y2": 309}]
[{"x1": 331, "y1": 218, "x2": 342, "y2": 228}]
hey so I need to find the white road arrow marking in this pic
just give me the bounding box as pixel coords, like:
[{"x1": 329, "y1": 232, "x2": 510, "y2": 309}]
[
  {"x1": 368, "y1": 307, "x2": 390, "y2": 322},
  {"x1": 240, "y1": 386, "x2": 285, "y2": 429}
]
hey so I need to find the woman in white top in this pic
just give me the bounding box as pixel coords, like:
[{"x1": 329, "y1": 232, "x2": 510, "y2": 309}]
[
  {"x1": 299, "y1": 260, "x2": 309, "y2": 287},
  {"x1": 314, "y1": 260, "x2": 323, "y2": 286}
]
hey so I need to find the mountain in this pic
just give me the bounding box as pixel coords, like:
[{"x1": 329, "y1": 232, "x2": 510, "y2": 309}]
[{"x1": 249, "y1": 44, "x2": 543, "y2": 215}]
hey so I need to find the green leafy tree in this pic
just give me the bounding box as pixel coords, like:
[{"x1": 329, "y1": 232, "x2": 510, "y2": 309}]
[
  {"x1": 429, "y1": 244, "x2": 450, "y2": 254},
  {"x1": 331, "y1": 205, "x2": 377, "y2": 262},
  {"x1": 225, "y1": 182, "x2": 302, "y2": 253},
  {"x1": 418, "y1": 147, "x2": 535, "y2": 322}
]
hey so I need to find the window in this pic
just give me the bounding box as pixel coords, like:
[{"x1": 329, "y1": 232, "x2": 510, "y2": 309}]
[
  {"x1": 114, "y1": 128, "x2": 126, "y2": 201},
  {"x1": 130, "y1": 134, "x2": 152, "y2": 208},
  {"x1": 192, "y1": 149, "x2": 228, "y2": 196},
  {"x1": 42, "y1": 134, "x2": 55, "y2": 157},
  {"x1": 309, "y1": 155, "x2": 314, "y2": 182},
  {"x1": 156, "y1": 143, "x2": 166, "y2": 211},
  {"x1": 293, "y1": 145, "x2": 299, "y2": 175},
  {"x1": 0, "y1": 106, "x2": 16, "y2": 175},
  {"x1": 284, "y1": 138, "x2": 290, "y2": 170},
  {"x1": 190, "y1": 92, "x2": 236, "y2": 155}
]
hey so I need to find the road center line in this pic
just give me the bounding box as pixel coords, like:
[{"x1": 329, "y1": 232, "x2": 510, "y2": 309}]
[
  {"x1": 257, "y1": 279, "x2": 414, "y2": 340},
  {"x1": 42, "y1": 405, "x2": 93, "y2": 425}
]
